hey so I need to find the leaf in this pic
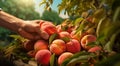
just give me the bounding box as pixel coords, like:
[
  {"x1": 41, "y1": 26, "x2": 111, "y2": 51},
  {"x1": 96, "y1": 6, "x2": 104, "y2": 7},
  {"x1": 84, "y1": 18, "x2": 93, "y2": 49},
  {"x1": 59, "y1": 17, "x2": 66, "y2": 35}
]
[
  {"x1": 39, "y1": 0, "x2": 46, "y2": 6},
  {"x1": 61, "y1": 51, "x2": 93, "y2": 66},
  {"x1": 50, "y1": 53, "x2": 55, "y2": 66},
  {"x1": 86, "y1": 42, "x2": 97, "y2": 47},
  {"x1": 74, "y1": 17, "x2": 84, "y2": 25},
  {"x1": 113, "y1": 7, "x2": 120, "y2": 22},
  {"x1": 66, "y1": 55, "x2": 91, "y2": 66},
  {"x1": 96, "y1": 17, "x2": 111, "y2": 37},
  {"x1": 61, "y1": 37, "x2": 70, "y2": 42},
  {"x1": 49, "y1": 33, "x2": 58, "y2": 44},
  {"x1": 95, "y1": 54, "x2": 120, "y2": 66},
  {"x1": 9, "y1": 35, "x2": 27, "y2": 42}
]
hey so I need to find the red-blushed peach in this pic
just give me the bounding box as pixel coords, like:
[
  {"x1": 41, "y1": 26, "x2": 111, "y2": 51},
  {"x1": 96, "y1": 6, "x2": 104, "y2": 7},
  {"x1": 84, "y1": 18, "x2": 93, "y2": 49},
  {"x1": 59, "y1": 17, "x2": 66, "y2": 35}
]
[
  {"x1": 58, "y1": 52, "x2": 73, "y2": 65},
  {"x1": 66, "y1": 39, "x2": 81, "y2": 53},
  {"x1": 27, "y1": 50, "x2": 36, "y2": 58},
  {"x1": 23, "y1": 40, "x2": 35, "y2": 51},
  {"x1": 81, "y1": 35, "x2": 96, "y2": 50},
  {"x1": 34, "y1": 40, "x2": 48, "y2": 51},
  {"x1": 40, "y1": 22, "x2": 57, "y2": 35},
  {"x1": 88, "y1": 46, "x2": 101, "y2": 53},
  {"x1": 35, "y1": 50, "x2": 51, "y2": 65},
  {"x1": 49, "y1": 39, "x2": 66, "y2": 55},
  {"x1": 58, "y1": 31, "x2": 71, "y2": 39}
]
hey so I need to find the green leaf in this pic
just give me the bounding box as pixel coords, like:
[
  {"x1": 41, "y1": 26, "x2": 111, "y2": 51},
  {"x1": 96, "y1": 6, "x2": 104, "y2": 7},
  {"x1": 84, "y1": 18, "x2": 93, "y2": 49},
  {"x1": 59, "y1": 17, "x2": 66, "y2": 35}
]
[
  {"x1": 61, "y1": 37, "x2": 70, "y2": 42},
  {"x1": 86, "y1": 42, "x2": 97, "y2": 47},
  {"x1": 113, "y1": 7, "x2": 120, "y2": 22},
  {"x1": 50, "y1": 53, "x2": 55, "y2": 66},
  {"x1": 39, "y1": 0, "x2": 46, "y2": 6},
  {"x1": 61, "y1": 51, "x2": 93, "y2": 66},
  {"x1": 74, "y1": 17, "x2": 84, "y2": 25},
  {"x1": 66, "y1": 55, "x2": 91, "y2": 66},
  {"x1": 49, "y1": 33, "x2": 58, "y2": 44}
]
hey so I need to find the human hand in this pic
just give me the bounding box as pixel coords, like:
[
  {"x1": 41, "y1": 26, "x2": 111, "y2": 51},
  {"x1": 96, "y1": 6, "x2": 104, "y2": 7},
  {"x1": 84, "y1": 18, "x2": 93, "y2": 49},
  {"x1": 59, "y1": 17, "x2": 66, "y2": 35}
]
[{"x1": 18, "y1": 20, "x2": 49, "y2": 40}]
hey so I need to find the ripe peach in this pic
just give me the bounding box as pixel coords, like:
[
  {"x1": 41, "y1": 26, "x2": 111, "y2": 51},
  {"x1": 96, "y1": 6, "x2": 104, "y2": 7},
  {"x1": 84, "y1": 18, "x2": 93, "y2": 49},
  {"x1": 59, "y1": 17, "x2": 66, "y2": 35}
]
[
  {"x1": 58, "y1": 52, "x2": 73, "y2": 65},
  {"x1": 59, "y1": 31, "x2": 71, "y2": 39},
  {"x1": 35, "y1": 50, "x2": 51, "y2": 65},
  {"x1": 34, "y1": 40, "x2": 48, "y2": 51},
  {"x1": 81, "y1": 35, "x2": 96, "y2": 50},
  {"x1": 40, "y1": 22, "x2": 57, "y2": 35},
  {"x1": 66, "y1": 39, "x2": 81, "y2": 53},
  {"x1": 88, "y1": 46, "x2": 101, "y2": 53},
  {"x1": 23, "y1": 40, "x2": 35, "y2": 51},
  {"x1": 49, "y1": 39, "x2": 66, "y2": 55}
]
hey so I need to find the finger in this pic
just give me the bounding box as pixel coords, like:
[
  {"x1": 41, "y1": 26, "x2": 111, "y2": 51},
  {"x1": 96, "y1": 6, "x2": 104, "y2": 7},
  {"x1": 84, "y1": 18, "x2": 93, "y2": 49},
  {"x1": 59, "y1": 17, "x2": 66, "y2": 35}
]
[
  {"x1": 40, "y1": 30, "x2": 49, "y2": 40},
  {"x1": 18, "y1": 28, "x2": 35, "y2": 40}
]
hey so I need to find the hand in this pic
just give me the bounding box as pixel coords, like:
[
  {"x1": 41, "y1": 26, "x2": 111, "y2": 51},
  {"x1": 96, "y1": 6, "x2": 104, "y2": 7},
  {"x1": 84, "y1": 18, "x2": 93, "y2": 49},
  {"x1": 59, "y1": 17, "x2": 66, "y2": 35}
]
[{"x1": 18, "y1": 20, "x2": 49, "y2": 40}]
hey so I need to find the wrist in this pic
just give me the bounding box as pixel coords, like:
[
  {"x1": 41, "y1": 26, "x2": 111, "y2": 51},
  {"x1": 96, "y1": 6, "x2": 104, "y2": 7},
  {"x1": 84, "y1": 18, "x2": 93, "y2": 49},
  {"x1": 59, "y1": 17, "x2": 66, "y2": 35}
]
[{"x1": 0, "y1": 11, "x2": 24, "y2": 33}]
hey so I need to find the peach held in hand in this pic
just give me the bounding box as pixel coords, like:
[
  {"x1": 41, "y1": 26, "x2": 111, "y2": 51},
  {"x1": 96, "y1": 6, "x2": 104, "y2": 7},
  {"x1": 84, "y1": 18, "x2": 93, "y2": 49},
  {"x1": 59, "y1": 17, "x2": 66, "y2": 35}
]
[
  {"x1": 35, "y1": 50, "x2": 51, "y2": 65},
  {"x1": 66, "y1": 39, "x2": 81, "y2": 53},
  {"x1": 58, "y1": 52, "x2": 73, "y2": 65},
  {"x1": 34, "y1": 40, "x2": 48, "y2": 51},
  {"x1": 81, "y1": 34, "x2": 96, "y2": 50},
  {"x1": 40, "y1": 22, "x2": 57, "y2": 35},
  {"x1": 50, "y1": 39, "x2": 66, "y2": 55}
]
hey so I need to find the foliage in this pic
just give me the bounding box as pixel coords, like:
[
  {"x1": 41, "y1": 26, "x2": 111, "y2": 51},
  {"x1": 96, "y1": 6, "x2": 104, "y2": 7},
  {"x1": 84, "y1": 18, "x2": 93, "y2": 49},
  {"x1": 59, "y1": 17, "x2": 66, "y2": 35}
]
[
  {"x1": 0, "y1": 0, "x2": 120, "y2": 66},
  {"x1": 41, "y1": 10, "x2": 63, "y2": 24},
  {"x1": 0, "y1": 0, "x2": 40, "y2": 20}
]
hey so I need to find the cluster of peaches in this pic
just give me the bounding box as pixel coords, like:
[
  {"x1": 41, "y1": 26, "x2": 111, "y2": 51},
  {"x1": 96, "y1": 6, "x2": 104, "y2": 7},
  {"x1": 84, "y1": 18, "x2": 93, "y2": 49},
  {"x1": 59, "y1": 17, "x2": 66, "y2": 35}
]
[{"x1": 22, "y1": 21, "x2": 101, "y2": 66}]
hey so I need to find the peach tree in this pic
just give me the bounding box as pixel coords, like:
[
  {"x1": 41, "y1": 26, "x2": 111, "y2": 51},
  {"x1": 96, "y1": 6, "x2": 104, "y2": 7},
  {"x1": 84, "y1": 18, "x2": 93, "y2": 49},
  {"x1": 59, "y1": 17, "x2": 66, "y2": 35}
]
[{"x1": 1, "y1": 0, "x2": 120, "y2": 66}]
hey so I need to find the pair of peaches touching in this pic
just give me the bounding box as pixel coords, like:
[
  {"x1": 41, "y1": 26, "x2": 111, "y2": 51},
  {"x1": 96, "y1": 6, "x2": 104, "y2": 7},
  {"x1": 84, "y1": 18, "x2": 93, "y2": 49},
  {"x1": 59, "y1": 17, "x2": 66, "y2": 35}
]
[{"x1": 23, "y1": 21, "x2": 101, "y2": 66}]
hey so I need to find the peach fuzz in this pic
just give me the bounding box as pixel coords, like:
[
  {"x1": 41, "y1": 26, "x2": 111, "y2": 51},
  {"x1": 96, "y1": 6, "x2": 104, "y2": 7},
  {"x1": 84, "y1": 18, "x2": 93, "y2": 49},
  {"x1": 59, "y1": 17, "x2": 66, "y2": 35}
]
[
  {"x1": 58, "y1": 31, "x2": 71, "y2": 39},
  {"x1": 35, "y1": 50, "x2": 51, "y2": 65},
  {"x1": 58, "y1": 52, "x2": 73, "y2": 65},
  {"x1": 49, "y1": 39, "x2": 66, "y2": 55},
  {"x1": 34, "y1": 40, "x2": 48, "y2": 51},
  {"x1": 81, "y1": 34, "x2": 96, "y2": 50},
  {"x1": 40, "y1": 22, "x2": 57, "y2": 35},
  {"x1": 66, "y1": 39, "x2": 81, "y2": 53}
]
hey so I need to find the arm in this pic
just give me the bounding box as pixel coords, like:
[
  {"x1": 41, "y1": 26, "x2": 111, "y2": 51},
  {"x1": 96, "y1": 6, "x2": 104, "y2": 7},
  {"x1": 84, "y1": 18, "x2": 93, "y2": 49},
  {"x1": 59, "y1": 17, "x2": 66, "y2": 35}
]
[{"x1": 0, "y1": 10, "x2": 24, "y2": 32}]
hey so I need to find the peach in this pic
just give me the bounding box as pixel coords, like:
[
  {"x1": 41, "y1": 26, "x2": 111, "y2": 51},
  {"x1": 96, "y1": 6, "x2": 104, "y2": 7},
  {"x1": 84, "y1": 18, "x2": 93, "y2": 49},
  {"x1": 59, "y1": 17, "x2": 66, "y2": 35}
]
[
  {"x1": 35, "y1": 50, "x2": 51, "y2": 65},
  {"x1": 23, "y1": 40, "x2": 35, "y2": 51},
  {"x1": 34, "y1": 40, "x2": 48, "y2": 51},
  {"x1": 66, "y1": 39, "x2": 81, "y2": 53},
  {"x1": 50, "y1": 39, "x2": 66, "y2": 55},
  {"x1": 88, "y1": 46, "x2": 101, "y2": 53},
  {"x1": 81, "y1": 35, "x2": 96, "y2": 50},
  {"x1": 40, "y1": 22, "x2": 57, "y2": 35},
  {"x1": 58, "y1": 52, "x2": 73, "y2": 65},
  {"x1": 59, "y1": 31, "x2": 71, "y2": 39}
]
